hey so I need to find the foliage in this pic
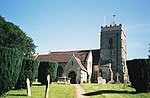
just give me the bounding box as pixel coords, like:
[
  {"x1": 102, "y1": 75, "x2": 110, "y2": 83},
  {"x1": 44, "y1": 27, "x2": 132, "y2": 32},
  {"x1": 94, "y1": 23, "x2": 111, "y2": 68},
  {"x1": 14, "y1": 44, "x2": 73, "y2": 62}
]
[
  {"x1": 38, "y1": 61, "x2": 58, "y2": 85},
  {"x1": 15, "y1": 58, "x2": 39, "y2": 89},
  {"x1": 127, "y1": 59, "x2": 150, "y2": 93},
  {"x1": 0, "y1": 47, "x2": 23, "y2": 96},
  {"x1": 0, "y1": 16, "x2": 36, "y2": 57}
]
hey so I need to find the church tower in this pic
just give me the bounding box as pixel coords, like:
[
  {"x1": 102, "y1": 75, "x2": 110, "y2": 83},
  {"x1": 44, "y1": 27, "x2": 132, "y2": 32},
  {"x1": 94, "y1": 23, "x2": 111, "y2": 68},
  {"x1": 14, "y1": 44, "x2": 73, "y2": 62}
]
[{"x1": 100, "y1": 24, "x2": 128, "y2": 83}]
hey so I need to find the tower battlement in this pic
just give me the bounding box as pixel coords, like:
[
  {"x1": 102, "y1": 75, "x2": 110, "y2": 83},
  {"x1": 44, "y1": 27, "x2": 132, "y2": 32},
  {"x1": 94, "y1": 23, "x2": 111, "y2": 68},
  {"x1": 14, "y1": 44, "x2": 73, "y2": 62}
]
[{"x1": 101, "y1": 24, "x2": 124, "y2": 32}]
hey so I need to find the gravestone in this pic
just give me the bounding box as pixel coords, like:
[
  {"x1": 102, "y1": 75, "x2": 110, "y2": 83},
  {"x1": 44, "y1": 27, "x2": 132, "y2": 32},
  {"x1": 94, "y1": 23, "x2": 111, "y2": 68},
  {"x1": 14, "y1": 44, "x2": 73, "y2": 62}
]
[
  {"x1": 45, "y1": 75, "x2": 50, "y2": 98},
  {"x1": 97, "y1": 76, "x2": 102, "y2": 84},
  {"x1": 26, "y1": 78, "x2": 31, "y2": 96},
  {"x1": 115, "y1": 72, "x2": 121, "y2": 84},
  {"x1": 102, "y1": 79, "x2": 106, "y2": 84}
]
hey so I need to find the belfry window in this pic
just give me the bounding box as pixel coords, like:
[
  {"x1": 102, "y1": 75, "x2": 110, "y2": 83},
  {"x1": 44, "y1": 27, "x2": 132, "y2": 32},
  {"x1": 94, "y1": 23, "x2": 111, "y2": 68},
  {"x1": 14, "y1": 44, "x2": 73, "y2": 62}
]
[{"x1": 109, "y1": 38, "x2": 113, "y2": 46}]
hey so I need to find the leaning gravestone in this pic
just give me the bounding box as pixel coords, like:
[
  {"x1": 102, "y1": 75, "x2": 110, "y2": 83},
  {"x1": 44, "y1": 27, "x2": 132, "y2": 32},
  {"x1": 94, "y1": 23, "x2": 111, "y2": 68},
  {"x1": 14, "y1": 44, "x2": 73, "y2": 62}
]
[
  {"x1": 26, "y1": 78, "x2": 31, "y2": 96},
  {"x1": 45, "y1": 75, "x2": 50, "y2": 98}
]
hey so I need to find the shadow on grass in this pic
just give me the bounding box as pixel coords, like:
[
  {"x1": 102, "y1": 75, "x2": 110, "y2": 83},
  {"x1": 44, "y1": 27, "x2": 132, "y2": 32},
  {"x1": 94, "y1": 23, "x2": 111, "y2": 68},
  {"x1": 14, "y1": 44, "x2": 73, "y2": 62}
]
[
  {"x1": 83, "y1": 90, "x2": 137, "y2": 96},
  {"x1": 7, "y1": 94, "x2": 27, "y2": 96}
]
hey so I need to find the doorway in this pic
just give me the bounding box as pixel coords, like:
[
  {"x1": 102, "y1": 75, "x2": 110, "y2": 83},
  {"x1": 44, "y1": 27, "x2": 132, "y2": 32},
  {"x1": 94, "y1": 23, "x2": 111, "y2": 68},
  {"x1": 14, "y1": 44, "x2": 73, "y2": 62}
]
[{"x1": 68, "y1": 71, "x2": 76, "y2": 84}]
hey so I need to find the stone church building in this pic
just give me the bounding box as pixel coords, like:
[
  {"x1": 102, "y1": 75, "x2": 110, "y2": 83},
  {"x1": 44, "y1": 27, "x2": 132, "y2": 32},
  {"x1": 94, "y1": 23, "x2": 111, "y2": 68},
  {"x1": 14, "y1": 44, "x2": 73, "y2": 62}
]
[
  {"x1": 35, "y1": 24, "x2": 128, "y2": 84},
  {"x1": 35, "y1": 49, "x2": 100, "y2": 83}
]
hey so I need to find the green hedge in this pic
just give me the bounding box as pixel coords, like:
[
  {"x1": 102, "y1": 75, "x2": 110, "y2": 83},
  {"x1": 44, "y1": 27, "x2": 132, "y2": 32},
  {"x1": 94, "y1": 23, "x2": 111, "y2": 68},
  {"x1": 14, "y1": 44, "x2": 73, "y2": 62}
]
[
  {"x1": 15, "y1": 58, "x2": 39, "y2": 89},
  {"x1": 127, "y1": 59, "x2": 150, "y2": 93},
  {"x1": 0, "y1": 47, "x2": 23, "y2": 95},
  {"x1": 38, "y1": 61, "x2": 58, "y2": 85}
]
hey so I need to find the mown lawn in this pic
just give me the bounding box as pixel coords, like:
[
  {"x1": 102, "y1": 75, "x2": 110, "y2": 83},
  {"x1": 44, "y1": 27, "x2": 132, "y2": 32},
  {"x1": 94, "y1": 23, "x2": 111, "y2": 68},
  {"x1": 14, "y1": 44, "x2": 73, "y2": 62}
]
[
  {"x1": 0, "y1": 82, "x2": 75, "y2": 98},
  {"x1": 80, "y1": 83, "x2": 150, "y2": 98}
]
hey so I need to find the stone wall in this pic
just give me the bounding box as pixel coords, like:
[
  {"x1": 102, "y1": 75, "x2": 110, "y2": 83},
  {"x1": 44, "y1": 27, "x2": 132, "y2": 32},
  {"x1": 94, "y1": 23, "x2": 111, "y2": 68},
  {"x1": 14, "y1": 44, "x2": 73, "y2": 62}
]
[{"x1": 100, "y1": 24, "x2": 128, "y2": 83}]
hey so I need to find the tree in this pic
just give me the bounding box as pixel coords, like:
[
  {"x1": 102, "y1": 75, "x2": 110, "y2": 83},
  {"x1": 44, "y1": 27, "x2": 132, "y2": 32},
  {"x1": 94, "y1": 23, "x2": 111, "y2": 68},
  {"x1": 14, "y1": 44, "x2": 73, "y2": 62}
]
[
  {"x1": 127, "y1": 59, "x2": 150, "y2": 93},
  {"x1": 0, "y1": 16, "x2": 36, "y2": 57},
  {"x1": 0, "y1": 47, "x2": 23, "y2": 95},
  {"x1": 15, "y1": 58, "x2": 39, "y2": 89},
  {"x1": 38, "y1": 61, "x2": 58, "y2": 85}
]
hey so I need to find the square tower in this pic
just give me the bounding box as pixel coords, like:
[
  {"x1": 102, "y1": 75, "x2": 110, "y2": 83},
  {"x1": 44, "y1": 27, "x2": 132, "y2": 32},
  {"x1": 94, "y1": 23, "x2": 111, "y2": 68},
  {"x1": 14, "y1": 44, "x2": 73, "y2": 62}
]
[{"x1": 100, "y1": 24, "x2": 128, "y2": 83}]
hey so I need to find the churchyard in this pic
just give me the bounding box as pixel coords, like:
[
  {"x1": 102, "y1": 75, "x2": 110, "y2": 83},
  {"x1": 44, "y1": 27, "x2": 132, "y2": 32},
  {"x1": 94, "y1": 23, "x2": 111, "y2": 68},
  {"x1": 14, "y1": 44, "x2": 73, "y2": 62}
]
[
  {"x1": 1, "y1": 82, "x2": 149, "y2": 98},
  {"x1": 0, "y1": 82, "x2": 75, "y2": 98},
  {"x1": 0, "y1": 14, "x2": 149, "y2": 98}
]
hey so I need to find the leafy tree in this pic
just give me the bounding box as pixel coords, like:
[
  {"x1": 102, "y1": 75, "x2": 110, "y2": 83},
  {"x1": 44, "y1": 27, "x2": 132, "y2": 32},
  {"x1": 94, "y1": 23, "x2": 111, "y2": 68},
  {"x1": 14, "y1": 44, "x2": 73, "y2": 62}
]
[{"x1": 0, "y1": 16, "x2": 36, "y2": 57}]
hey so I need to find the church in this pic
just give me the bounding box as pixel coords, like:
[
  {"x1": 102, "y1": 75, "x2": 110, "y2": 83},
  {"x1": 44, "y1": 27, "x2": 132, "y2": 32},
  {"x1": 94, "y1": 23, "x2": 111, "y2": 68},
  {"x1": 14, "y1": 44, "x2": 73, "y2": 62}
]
[{"x1": 35, "y1": 24, "x2": 128, "y2": 84}]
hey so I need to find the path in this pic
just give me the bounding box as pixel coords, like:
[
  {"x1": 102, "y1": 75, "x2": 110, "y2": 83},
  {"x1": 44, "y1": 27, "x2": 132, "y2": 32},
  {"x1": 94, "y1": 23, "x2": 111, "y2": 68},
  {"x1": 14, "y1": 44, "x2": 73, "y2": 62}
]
[{"x1": 75, "y1": 84, "x2": 90, "y2": 98}]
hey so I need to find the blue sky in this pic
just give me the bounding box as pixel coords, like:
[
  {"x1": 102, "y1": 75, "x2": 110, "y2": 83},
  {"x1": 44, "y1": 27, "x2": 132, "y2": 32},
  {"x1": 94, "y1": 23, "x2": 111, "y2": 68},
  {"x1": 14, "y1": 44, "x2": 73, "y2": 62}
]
[{"x1": 0, "y1": 0, "x2": 150, "y2": 60}]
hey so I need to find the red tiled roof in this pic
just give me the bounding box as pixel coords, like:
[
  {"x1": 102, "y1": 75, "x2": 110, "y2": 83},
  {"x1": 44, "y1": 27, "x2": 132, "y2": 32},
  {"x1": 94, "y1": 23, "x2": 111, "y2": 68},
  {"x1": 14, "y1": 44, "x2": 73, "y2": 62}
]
[
  {"x1": 36, "y1": 51, "x2": 88, "y2": 63},
  {"x1": 35, "y1": 49, "x2": 100, "y2": 64}
]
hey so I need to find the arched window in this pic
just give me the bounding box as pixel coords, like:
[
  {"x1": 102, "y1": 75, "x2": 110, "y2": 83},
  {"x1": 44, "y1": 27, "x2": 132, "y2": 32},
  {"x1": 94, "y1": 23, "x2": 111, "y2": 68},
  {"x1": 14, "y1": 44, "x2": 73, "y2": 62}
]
[{"x1": 57, "y1": 66, "x2": 63, "y2": 77}]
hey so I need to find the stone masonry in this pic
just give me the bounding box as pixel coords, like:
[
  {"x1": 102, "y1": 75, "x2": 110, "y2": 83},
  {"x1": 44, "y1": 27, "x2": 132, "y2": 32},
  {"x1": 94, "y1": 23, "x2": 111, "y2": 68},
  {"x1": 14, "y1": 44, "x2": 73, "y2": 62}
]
[{"x1": 99, "y1": 24, "x2": 128, "y2": 83}]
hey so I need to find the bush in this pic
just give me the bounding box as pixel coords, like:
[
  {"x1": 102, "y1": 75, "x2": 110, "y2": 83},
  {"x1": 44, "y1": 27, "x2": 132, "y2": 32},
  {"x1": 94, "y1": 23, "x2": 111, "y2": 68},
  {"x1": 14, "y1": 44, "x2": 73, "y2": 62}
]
[
  {"x1": 127, "y1": 59, "x2": 150, "y2": 93},
  {"x1": 15, "y1": 58, "x2": 39, "y2": 89},
  {"x1": 0, "y1": 47, "x2": 23, "y2": 95},
  {"x1": 38, "y1": 61, "x2": 58, "y2": 85}
]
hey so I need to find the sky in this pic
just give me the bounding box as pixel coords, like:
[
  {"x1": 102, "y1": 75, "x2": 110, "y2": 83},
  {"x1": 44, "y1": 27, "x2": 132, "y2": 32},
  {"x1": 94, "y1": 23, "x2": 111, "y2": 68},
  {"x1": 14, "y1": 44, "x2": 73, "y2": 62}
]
[{"x1": 0, "y1": 0, "x2": 150, "y2": 60}]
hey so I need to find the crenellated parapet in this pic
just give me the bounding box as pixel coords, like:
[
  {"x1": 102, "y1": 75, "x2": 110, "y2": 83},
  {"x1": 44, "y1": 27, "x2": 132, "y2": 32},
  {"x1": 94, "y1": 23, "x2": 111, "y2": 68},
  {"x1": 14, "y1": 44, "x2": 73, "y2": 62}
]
[{"x1": 101, "y1": 24, "x2": 124, "y2": 32}]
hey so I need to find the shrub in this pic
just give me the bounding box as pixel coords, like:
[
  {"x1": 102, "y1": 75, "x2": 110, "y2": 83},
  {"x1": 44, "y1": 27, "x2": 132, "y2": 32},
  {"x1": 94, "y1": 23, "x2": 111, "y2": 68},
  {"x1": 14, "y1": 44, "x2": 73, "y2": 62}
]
[
  {"x1": 0, "y1": 47, "x2": 23, "y2": 95},
  {"x1": 38, "y1": 61, "x2": 58, "y2": 85},
  {"x1": 15, "y1": 58, "x2": 39, "y2": 89},
  {"x1": 127, "y1": 59, "x2": 150, "y2": 93}
]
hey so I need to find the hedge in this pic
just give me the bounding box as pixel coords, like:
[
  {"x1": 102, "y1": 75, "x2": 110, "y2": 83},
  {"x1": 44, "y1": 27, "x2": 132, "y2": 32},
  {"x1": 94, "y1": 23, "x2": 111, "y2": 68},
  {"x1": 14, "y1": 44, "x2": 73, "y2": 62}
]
[
  {"x1": 127, "y1": 59, "x2": 150, "y2": 93},
  {"x1": 38, "y1": 61, "x2": 58, "y2": 85},
  {"x1": 0, "y1": 47, "x2": 23, "y2": 95},
  {"x1": 15, "y1": 58, "x2": 39, "y2": 89}
]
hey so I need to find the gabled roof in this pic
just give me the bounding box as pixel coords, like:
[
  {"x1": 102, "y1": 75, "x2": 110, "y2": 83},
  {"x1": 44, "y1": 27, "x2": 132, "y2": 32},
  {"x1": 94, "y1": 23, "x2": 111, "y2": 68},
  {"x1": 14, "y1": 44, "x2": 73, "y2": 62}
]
[
  {"x1": 74, "y1": 56, "x2": 87, "y2": 72},
  {"x1": 36, "y1": 51, "x2": 88, "y2": 63},
  {"x1": 35, "y1": 49, "x2": 100, "y2": 65}
]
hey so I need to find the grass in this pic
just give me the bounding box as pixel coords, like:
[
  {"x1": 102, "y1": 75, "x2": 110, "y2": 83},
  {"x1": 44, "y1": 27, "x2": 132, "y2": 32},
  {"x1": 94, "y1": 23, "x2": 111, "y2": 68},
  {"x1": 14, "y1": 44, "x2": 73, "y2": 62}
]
[
  {"x1": 0, "y1": 82, "x2": 75, "y2": 98},
  {"x1": 80, "y1": 83, "x2": 150, "y2": 98},
  {"x1": 1, "y1": 83, "x2": 150, "y2": 98}
]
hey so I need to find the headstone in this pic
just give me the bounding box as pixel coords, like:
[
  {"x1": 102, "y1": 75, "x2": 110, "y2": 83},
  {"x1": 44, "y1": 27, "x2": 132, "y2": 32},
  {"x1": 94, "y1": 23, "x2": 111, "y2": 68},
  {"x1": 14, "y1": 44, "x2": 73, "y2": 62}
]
[
  {"x1": 45, "y1": 75, "x2": 50, "y2": 98},
  {"x1": 97, "y1": 76, "x2": 102, "y2": 84},
  {"x1": 115, "y1": 72, "x2": 121, "y2": 84},
  {"x1": 67, "y1": 78, "x2": 70, "y2": 84},
  {"x1": 102, "y1": 79, "x2": 106, "y2": 84},
  {"x1": 26, "y1": 78, "x2": 31, "y2": 96}
]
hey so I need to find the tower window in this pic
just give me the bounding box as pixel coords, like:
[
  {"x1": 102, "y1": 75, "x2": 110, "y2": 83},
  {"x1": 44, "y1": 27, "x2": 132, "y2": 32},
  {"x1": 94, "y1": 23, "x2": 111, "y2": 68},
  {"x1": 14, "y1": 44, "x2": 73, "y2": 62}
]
[{"x1": 109, "y1": 38, "x2": 113, "y2": 46}]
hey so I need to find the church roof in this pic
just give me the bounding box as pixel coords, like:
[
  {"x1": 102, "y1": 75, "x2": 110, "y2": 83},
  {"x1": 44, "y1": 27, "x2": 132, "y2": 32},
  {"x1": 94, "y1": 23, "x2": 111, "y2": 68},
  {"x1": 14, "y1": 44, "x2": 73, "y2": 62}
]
[
  {"x1": 74, "y1": 56, "x2": 87, "y2": 72},
  {"x1": 35, "y1": 49, "x2": 100, "y2": 65}
]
